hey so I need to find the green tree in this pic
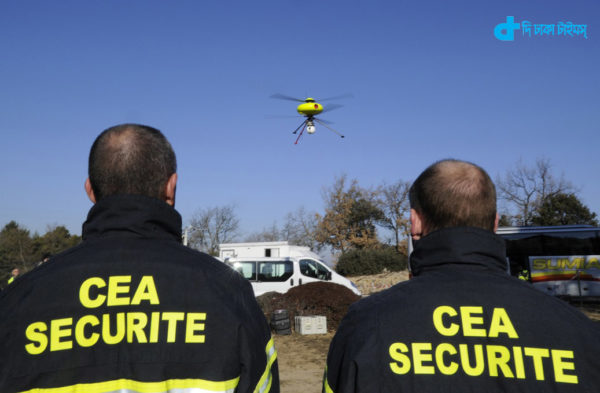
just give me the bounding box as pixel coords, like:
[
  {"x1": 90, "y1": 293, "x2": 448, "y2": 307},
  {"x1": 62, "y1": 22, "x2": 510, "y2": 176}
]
[
  {"x1": 0, "y1": 221, "x2": 35, "y2": 284},
  {"x1": 498, "y1": 214, "x2": 513, "y2": 227},
  {"x1": 336, "y1": 246, "x2": 408, "y2": 276},
  {"x1": 0, "y1": 222, "x2": 81, "y2": 285},
  {"x1": 33, "y1": 225, "x2": 81, "y2": 260},
  {"x1": 531, "y1": 193, "x2": 599, "y2": 226},
  {"x1": 0, "y1": 221, "x2": 34, "y2": 270}
]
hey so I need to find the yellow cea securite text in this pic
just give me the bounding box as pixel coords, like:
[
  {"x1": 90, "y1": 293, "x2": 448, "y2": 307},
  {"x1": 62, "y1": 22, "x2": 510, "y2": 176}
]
[
  {"x1": 25, "y1": 276, "x2": 207, "y2": 355},
  {"x1": 388, "y1": 306, "x2": 578, "y2": 384}
]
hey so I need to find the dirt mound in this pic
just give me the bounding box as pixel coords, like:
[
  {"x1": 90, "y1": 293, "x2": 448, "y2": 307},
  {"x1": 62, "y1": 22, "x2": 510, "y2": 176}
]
[
  {"x1": 255, "y1": 291, "x2": 284, "y2": 318},
  {"x1": 257, "y1": 282, "x2": 361, "y2": 331}
]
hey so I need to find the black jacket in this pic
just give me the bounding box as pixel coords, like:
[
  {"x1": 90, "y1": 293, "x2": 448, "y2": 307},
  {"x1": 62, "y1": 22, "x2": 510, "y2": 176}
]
[
  {"x1": 324, "y1": 227, "x2": 600, "y2": 392},
  {"x1": 0, "y1": 195, "x2": 278, "y2": 393}
]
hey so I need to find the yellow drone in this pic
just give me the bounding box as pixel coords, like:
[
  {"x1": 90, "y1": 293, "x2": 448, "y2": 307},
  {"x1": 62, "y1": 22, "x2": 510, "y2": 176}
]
[{"x1": 270, "y1": 93, "x2": 351, "y2": 144}]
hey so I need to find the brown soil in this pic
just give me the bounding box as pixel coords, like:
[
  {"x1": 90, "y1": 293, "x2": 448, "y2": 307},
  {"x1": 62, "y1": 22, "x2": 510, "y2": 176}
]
[
  {"x1": 258, "y1": 282, "x2": 359, "y2": 393},
  {"x1": 261, "y1": 274, "x2": 411, "y2": 393},
  {"x1": 273, "y1": 332, "x2": 333, "y2": 393},
  {"x1": 258, "y1": 282, "x2": 361, "y2": 332}
]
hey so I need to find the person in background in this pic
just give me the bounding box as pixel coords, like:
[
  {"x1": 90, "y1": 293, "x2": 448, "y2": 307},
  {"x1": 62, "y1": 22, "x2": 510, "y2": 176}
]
[
  {"x1": 36, "y1": 253, "x2": 52, "y2": 267},
  {"x1": 7, "y1": 268, "x2": 19, "y2": 285}
]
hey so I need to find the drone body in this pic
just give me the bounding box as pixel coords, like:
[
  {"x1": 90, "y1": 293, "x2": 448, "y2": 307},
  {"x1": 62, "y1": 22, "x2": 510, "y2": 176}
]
[
  {"x1": 270, "y1": 93, "x2": 350, "y2": 144},
  {"x1": 296, "y1": 98, "x2": 323, "y2": 116}
]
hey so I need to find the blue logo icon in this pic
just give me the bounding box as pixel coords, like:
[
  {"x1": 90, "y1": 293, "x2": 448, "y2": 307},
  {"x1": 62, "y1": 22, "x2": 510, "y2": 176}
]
[
  {"x1": 494, "y1": 16, "x2": 520, "y2": 41},
  {"x1": 494, "y1": 16, "x2": 589, "y2": 41}
]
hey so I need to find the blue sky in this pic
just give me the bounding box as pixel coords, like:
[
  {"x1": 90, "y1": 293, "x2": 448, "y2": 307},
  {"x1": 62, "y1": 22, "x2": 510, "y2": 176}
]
[{"x1": 1, "y1": 0, "x2": 599, "y2": 238}]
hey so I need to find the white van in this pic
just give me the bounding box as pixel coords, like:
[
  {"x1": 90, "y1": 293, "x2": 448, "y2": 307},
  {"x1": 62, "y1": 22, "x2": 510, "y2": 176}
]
[
  {"x1": 219, "y1": 241, "x2": 323, "y2": 260},
  {"x1": 224, "y1": 256, "x2": 361, "y2": 297}
]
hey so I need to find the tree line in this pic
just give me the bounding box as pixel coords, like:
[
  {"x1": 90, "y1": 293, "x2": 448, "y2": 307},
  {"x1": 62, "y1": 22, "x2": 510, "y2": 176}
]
[
  {"x1": 187, "y1": 158, "x2": 598, "y2": 274},
  {"x1": 496, "y1": 158, "x2": 598, "y2": 227},
  {"x1": 0, "y1": 222, "x2": 81, "y2": 287},
  {"x1": 2, "y1": 158, "x2": 598, "y2": 282},
  {"x1": 186, "y1": 176, "x2": 410, "y2": 252}
]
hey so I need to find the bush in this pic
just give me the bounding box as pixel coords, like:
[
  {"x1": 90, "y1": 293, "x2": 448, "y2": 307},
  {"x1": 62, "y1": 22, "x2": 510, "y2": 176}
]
[{"x1": 336, "y1": 246, "x2": 407, "y2": 276}]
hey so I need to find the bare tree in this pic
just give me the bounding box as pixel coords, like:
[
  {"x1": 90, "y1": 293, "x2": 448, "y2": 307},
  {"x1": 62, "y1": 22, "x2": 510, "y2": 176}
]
[
  {"x1": 188, "y1": 205, "x2": 240, "y2": 256},
  {"x1": 281, "y1": 206, "x2": 320, "y2": 251},
  {"x1": 243, "y1": 207, "x2": 320, "y2": 250},
  {"x1": 244, "y1": 222, "x2": 281, "y2": 242},
  {"x1": 496, "y1": 158, "x2": 576, "y2": 225},
  {"x1": 315, "y1": 175, "x2": 360, "y2": 254},
  {"x1": 315, "y1": 175, "x2": 383, "y2": 253},
  {"x1": 377, "y1": 180, "x2": 411, "y2": 254}
]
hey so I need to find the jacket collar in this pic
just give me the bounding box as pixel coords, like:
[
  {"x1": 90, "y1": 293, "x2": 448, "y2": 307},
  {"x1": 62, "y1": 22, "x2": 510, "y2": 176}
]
[
  {"x1": 82, "y1": 194, "x2": 182, "y2": 242},
  {"x1": 409, "y1": 226, "x2": 507, "y2": 276}
]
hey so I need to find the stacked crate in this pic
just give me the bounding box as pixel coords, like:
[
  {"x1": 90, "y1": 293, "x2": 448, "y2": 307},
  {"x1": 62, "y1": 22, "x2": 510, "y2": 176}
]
[{"x1": 270, "y1": 309, "x2": 291, "y2": 335}]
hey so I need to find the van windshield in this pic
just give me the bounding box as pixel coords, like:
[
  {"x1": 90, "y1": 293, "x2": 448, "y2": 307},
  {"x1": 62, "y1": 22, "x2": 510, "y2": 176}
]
[{"x1": 299, "y1": 259, "x2": 330, "y2": 280}]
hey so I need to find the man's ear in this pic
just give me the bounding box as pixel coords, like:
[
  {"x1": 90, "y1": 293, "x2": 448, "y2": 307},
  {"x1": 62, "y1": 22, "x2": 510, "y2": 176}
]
[
  {"x1": 165, "y1": 173, "x2": 178, "y2": 206},
  {"x1": 85, "y1": 178, "x2": 96, "y2": 204},
  {"x1": 494, "y1": 213, "x2": 499, "y2": 233},
  {"x1": 410, "y1": 209, "x2": 424, "y2": 241}
]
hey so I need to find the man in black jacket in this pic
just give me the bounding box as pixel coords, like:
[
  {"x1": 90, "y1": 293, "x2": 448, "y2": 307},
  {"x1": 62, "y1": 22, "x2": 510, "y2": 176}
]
[
  {"x1": 324, "y1": 159, "x2": 599, "y2": 392},
  {"x1": 0, "y1": 124, "x2": 279, "y2": 393}
]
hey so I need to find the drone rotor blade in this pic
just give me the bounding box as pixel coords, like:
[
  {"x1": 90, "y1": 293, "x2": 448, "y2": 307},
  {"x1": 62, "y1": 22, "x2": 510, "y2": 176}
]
[
  {"x1": 318, "y1": 93, "x2": 354, "y2": 102},
  {"x1": 315, "y1": 117, "x2": 334, "y2": 125},
  {"x1": 320, "y1": 104, "x2": 344, "y2": 114},
  {"x1": 270, "y1": 93, "x2": 304, "y2": 102},
  {"x1": 314, "y1": 118, "x2": 345, "y2": 138},
  {"x1": 265, "y1": 115, "x2": 303, "y2": 119}
]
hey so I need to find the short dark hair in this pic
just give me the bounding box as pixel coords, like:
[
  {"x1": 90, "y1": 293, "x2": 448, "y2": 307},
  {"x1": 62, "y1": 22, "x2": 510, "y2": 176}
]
[
  {"x1": 409, "y1": 159, "x2": 496, "y2": 232},
  {"x1": 88, "y1": 124, "x2": 177, "y2": 201}
]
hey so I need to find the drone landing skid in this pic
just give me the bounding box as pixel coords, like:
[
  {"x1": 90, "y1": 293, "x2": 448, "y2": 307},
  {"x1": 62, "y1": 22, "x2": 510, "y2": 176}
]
[
  {"x1": 294, "y1": 119, "x2": 308, "y2": 145},
  {"x1": 291, "y1": 117, "x2": 345, "y2": 145},
  {"x1": 314, "y1": 118, "x2": 345, "y2": 139}
]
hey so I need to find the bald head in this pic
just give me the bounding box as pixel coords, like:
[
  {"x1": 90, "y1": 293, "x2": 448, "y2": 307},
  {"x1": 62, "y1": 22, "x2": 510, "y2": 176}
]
[
  {"x1": 409, "y1": 159, "x2": 497, "y2": 234},
  {"x1": 88, "y1": 124, "x2": 177, "y2": 201}
]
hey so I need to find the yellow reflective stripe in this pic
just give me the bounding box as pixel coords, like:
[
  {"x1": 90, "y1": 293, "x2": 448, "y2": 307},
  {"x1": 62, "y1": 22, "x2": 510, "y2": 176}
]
[
  {"x1": 18, "y1": 377, "x2": 240, "y2": 393},
  {"x1": 323, "y1": 366, "x2": 334, "y2": 393},
  {"x1": 253, "y1": 337, "x2": 277, "y2": 393}
]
